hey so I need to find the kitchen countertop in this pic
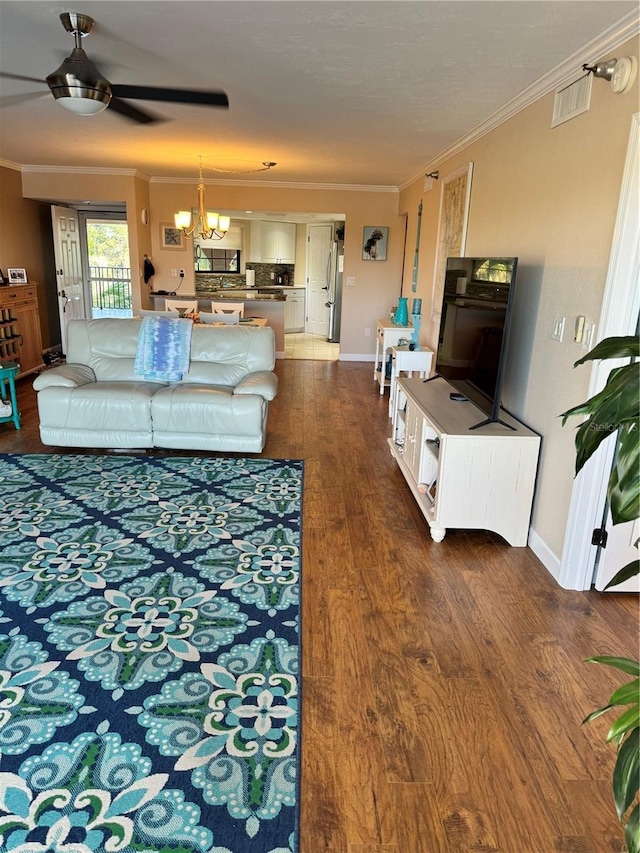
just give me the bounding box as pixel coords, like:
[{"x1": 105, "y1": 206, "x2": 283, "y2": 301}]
[{"x1": 151, "y1": 291, "x2": 286, "y2": 301}]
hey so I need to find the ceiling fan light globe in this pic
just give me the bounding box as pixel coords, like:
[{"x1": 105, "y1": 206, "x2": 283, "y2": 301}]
[{"x1": 53, "y1": 91, "x2": 110, "y2": 115}]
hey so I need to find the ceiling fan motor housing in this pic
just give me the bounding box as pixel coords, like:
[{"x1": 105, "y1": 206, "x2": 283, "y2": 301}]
[{"x1": 46, "y1": 48, "x2": 112, "y2": 112}]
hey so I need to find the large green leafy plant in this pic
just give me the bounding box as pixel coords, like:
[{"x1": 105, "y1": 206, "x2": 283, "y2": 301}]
[{"x1": 562, "y1": 334, "x2": 639, "y2": 853}]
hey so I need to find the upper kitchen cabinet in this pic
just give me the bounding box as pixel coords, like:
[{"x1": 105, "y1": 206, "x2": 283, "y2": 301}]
[{"x1": 249, "y1": 221, "x2": 296, "y2": 264}]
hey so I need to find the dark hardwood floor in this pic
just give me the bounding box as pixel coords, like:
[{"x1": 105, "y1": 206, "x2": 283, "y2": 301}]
[{"x1": 3, "y1": 362, "x2": 638, "y2": 853}]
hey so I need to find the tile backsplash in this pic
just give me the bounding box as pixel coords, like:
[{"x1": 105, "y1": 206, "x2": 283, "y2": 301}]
[{"x1": 196, "y1": 263, "x2": 295, "y2": 292}]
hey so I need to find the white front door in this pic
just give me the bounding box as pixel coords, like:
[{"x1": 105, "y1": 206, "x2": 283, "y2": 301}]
[
  {"x1": 52, "y1": 205, "x2": 87, "y2": 352},
  {"x1": 306, "y1": 224, "x2": 332, "y2": 336}
]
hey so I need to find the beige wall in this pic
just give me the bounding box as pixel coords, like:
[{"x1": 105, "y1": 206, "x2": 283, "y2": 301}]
[{"x1": 398, "y1": 38, "x2": 639, "y2": 560}]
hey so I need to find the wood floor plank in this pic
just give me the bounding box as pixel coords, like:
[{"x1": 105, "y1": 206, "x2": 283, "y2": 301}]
[{"x1": 5, "y1": 363, "x2": 639, "y2": 853}]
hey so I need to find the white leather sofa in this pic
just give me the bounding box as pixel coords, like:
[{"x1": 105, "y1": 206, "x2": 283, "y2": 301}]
[{"x1": 33, "y1": 318, "x2": 278, "y2": 452}]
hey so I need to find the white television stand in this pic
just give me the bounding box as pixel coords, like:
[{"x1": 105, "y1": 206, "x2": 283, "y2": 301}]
[{"x1": 388, "y1": 376, "x2": 541, "y2": 546}]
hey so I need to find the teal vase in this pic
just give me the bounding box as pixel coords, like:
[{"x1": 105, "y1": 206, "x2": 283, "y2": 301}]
[{"x1": 394, "y1": 297, "x2": 409, "y2": 326}]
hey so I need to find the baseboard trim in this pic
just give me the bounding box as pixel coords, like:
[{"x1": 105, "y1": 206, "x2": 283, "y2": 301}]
[
  {"x1": 338, "y1": 353, "x2": 375, "y2": 362},
  {"x1": 528, "y1": 526, "x2": 563, "y2": 586}
]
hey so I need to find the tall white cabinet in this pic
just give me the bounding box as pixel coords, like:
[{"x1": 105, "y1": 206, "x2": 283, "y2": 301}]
[{"x1": 389, "y1": 376, "x2": 540, "y2": 546}]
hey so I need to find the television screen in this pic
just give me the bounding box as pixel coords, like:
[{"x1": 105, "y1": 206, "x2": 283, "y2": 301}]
[{"x1": 435, "y1": 257, "x2": 518, "y2": 426}]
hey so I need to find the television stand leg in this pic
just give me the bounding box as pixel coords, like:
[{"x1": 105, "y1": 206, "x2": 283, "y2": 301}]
[{"x1": 469, "y1": 416, "x2": 516, "y2": 431}]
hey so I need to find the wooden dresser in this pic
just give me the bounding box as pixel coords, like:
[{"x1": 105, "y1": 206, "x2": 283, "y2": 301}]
[{"x1": 0, "y1": 283, "x2": 44, "y2": 376}]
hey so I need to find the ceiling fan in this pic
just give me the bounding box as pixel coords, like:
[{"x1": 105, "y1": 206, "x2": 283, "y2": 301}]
[{"x1": 1, "y1": 11, "x2": 229, "y2": 124}]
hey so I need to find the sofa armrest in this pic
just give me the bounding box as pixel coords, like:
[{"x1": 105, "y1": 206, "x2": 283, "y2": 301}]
[
  {"x1": 234, "y1": 371, "x2": 278, "y2": 401},
  {"x1": 33, "y1": 363, "x2": 96, "y2": 391}
]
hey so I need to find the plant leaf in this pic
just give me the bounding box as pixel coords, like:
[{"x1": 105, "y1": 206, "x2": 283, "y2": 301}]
[
  {"x1": 609, "y1": 679, "x2": 640, "y2": 707},
  {"x1": 607, "y1": 705, "x2": 640, "y2": 743},
  {"x1": 625, "y1": 802, "x2": 640, "y2": 853},
  {"x1": 613, "y1": 727, "x2": 640, "y2": 819},
  {"x1": 561, "y1": 364, "x2": 640, "y2": 475},
  {"x1": 586, "y1": 657, "x2": 640, "y2": 677},
  {"x1": 608, "y1": 424, "x2": 640, "y2": 523},
  {"x1": 604, "y1": 559, "x2": 640, "y2": 591},
  {"x1": 573, "y1": 335, "x2": 640, "y2": 368}
]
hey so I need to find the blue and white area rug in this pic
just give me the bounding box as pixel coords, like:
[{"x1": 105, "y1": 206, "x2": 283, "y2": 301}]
[{"x1": 0, "y1": 453, "x2": 302, "y2": 853}]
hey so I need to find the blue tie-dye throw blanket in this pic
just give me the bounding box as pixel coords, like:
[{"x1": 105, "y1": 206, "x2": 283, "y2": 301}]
[{"x1": 134, "y1": 316, "x2": 193, "y2": 382}]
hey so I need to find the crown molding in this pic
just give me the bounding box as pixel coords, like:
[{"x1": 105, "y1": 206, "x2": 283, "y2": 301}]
[
  {"x1": 151, "y1": 175, "x2": 398, "y2": 193},
  {"x1": 18, "y1": 164, "x2": 151, "y2": 180},
  {"x1": 0, "y1": 159, "x2": 22, "y2": 172},
  {"x1": 399, "y1": 10, "x2": 640, "y2": 192}
]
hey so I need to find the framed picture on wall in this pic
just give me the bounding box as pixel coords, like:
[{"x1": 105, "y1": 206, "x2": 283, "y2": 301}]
[
  {"x1": 160, "y1": 223, "x2": 185, "y2": 250},
  {"x1": 7, "y1": 268, "x2": 27, "y2": 284},
  {"x1": 430, "y1": 162, "x2": 474, "y2": 321},
  {"x1": 362, "y1": 226, "x2": 388, "y2": 261}
]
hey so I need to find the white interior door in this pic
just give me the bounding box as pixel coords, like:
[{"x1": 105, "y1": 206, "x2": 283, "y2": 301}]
[
  {"x1": 306, "y1": 224, "x2": 332, "y2": 336},
  {"x1": 595, "y1": 515, "x2": 639, "y2": 592},
  {"x1": 52, "y1": 205, "x2": 86, "y2": 352}
]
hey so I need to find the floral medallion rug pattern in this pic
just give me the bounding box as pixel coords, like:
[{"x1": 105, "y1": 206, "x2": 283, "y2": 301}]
[{"x1": 0, "y1": 453, "x2": 302, "y2": 853}]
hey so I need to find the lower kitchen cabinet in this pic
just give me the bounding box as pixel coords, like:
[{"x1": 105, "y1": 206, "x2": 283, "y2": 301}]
[{"x1": 284, "y1": 288, "x2": 305, "y2": 333}]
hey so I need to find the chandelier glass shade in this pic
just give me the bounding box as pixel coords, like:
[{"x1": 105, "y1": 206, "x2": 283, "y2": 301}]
[{"x1": 174, "y1": 161, "x2": 230, "y2": 240}]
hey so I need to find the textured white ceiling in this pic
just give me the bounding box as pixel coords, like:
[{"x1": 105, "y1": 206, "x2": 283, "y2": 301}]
[{"x1": 0, "y1": 1, "x2": 637, "y2": 186}]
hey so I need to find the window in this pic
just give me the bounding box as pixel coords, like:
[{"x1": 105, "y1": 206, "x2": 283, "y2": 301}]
[{"x1": 194, "y1": 246, "x2": 241, "y2": 273}]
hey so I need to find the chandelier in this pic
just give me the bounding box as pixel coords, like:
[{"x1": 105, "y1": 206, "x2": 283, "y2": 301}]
[
  {"x1": 174, "y1": 158, "x2": 230, "y2": 241},
  {"x1": 174, "y1": 158, "x2": 277, "y2": 241}
]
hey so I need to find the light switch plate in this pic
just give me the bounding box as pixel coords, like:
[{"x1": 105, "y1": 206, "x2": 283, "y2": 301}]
[
  {"x1": 346, "y1": 276, "x2": 356, "y2": 286},
  {"x1": 552, "y1": 316, "x2": 566, "y2": 342}
]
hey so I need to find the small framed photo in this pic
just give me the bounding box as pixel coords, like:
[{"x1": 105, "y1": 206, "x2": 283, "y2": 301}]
[
  {"x1": 0, "y1": 268, "x2": 8, "y2": 285},
  {"x1": 160, "y1": 223, "x2": 185, "y2": 250},
  {"x1": 362, "y1": 226, "x2": 388, "y2": 261},
  {"x1": 7, "y1": 268, "x2": 27, "y2": 284}
]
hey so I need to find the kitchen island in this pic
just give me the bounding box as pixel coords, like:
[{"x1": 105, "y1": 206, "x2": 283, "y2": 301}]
[{"x1": 149, "y1": 292, "x2": 285, "y2": 358}]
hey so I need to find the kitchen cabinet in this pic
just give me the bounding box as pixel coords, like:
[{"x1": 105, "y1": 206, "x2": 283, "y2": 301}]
[
  {"x1": 388, "y1": 376, "x2": 540, "y2": 545},
  {"x1": 0, "y1": 284, "x2": 44, "y2": 377},
  {"x1": 284, "y1": 288, "x2": 305, "y2": 333},
  {"x1": 262, "y1": 221, "x2": 296, "y2": 263}
]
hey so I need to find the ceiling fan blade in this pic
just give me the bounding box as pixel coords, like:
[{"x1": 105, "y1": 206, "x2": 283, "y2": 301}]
[
  {"x1": 0, "y1": 71, "x2": 46, "y2": 86},
  {"x1": 111, "y1": 84, "x2": 229, "y2": 108},
  {"x1": 108, "y1": 96, "x2": 161, "y2": 124},
  {"x1": 0, "y1": 91, "x2": 49, "y2": 108}
]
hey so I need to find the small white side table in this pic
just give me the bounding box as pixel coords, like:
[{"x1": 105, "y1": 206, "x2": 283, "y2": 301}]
[
  {"x1": 375, "y1": 319, "x2": 413, "y2": 394},
  {"x1": 388, "y1": 346, "x2": 434, "y2": 417}
]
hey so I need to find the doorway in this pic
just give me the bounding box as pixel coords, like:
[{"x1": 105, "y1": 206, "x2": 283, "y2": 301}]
[
  {"x1": 79, "y1": 211, "x2": 133, "y2": 319},
  {"x1": 51, "y1": 205, "x2": 132, "y2": 351}
]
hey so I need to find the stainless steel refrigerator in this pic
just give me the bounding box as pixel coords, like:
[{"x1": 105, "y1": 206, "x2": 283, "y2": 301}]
[{"x1": 327, "y1": 224, "x2": 344, "y2": 343}]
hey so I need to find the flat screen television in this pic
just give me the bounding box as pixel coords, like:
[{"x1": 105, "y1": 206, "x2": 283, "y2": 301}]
[{"x1": 435, "y1": 257, "x2": 518, "y2": 429}]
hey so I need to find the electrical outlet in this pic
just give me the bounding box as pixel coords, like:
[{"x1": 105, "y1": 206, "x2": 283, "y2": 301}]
[
  {"x1": 179, "y1": 269, "x2": 185, "y2": 277},
  {"x1": 346, "y1": 276, "x2": 356, "y2": 286},
  {"x1": 364, "y1": 327, "x2": 371, "y2": 337}
]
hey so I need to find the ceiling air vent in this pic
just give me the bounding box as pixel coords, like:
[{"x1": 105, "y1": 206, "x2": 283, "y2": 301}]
[{"x1": 552, "y1": 72, "x2": 592, "y2": 127}]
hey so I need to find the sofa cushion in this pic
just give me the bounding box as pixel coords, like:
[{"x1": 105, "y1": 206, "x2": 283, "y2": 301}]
[
  {"x1": 151, "y1": 384, "x2": 267, "y2": 437},
  {"x1": 37, "y1": 381, "x2": 159, "y2": 433}
]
